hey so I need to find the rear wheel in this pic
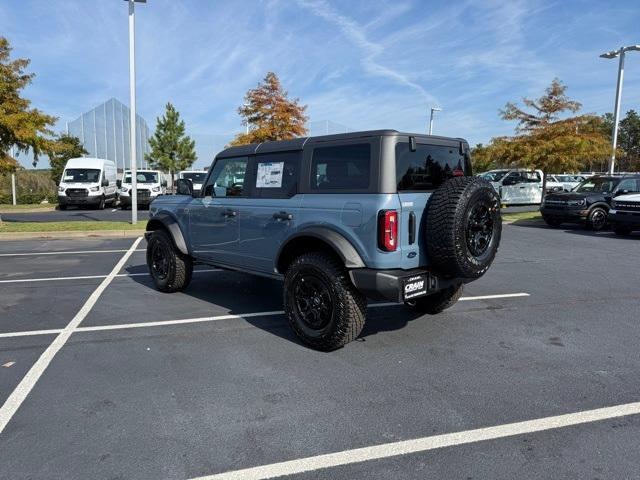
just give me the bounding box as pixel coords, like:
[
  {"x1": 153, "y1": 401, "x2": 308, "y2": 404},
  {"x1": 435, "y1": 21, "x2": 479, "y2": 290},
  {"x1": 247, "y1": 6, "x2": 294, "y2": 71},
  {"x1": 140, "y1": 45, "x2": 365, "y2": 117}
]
[
  {"x1": 146, "y1": 229, "x2": 193, "y2": 292},
  {"x1": 586, "y1": 206, "x2": 607, "y2": 231},
  {"x1": 283, "y1": 252, "x2": 366, "y2": 351},
  {"x1": 407, "y1": 284, "x2": 464, "y2": 314}
]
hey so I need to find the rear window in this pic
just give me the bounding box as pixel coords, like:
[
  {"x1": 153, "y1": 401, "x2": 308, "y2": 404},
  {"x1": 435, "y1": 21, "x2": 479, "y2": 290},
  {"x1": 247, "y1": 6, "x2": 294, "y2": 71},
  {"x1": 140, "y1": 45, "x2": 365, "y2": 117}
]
[
  {"x1": 396, "y1": 143, "x2": 469, "y2": 192},
  {"x1": 311, "y1": 144, "x2": 371, "y2": 190}
]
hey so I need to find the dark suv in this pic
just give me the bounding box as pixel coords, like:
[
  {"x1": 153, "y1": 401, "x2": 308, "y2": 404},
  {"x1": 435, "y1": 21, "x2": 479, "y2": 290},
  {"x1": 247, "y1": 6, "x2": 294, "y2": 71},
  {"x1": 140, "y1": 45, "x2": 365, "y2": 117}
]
[
  {"x1": 540, "y1": 175, "x2": 640, "y2": 230},
  {"x1": 144, "y1": 130, "x2": 502, "y2": 350}
]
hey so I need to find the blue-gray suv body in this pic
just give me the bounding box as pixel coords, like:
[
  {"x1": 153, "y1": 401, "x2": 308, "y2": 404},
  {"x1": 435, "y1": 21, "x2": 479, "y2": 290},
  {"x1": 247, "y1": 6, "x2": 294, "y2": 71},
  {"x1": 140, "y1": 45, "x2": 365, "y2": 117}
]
[{"x1": 145, "y1": 130, "x2": 502, "y2": 350}]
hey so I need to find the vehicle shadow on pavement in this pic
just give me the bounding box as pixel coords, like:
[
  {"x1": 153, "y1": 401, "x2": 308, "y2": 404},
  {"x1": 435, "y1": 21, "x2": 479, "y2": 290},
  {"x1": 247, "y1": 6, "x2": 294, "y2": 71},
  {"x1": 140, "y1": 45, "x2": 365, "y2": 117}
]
[{"x1": 125, "y1": 265, "x2": 423, "y2": 348}]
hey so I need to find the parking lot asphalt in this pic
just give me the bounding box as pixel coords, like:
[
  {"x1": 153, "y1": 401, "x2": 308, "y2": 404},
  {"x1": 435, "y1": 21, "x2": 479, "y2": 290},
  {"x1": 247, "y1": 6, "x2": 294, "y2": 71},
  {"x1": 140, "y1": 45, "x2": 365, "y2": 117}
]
[{"x1": 0, "y1": 224, "x2": 639, "y2": 479}]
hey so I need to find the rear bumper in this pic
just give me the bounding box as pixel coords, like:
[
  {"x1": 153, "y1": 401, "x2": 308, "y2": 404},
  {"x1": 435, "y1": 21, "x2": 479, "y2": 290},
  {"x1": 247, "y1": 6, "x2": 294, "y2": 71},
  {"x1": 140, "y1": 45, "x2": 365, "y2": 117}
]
[
  {"x1": 349, "y1": 268, "x2": 462, "y2": 303},
  {"x1": 609, "y1": 210, "x2": 640, "y2": 227}
]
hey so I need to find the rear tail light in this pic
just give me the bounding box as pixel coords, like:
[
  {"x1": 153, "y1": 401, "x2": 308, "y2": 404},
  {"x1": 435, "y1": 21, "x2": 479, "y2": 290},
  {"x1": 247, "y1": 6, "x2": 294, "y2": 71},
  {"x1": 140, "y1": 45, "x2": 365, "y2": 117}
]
[{"x1": 378, "y1": 210, "x2": 398, "y2": 252}]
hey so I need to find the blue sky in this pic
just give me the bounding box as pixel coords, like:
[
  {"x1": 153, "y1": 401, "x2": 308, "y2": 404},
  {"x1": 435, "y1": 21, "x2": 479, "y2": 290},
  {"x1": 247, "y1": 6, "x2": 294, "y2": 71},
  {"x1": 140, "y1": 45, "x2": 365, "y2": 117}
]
[{"x1": 3, "y1": 0, "x2": 640, "y2": 169}]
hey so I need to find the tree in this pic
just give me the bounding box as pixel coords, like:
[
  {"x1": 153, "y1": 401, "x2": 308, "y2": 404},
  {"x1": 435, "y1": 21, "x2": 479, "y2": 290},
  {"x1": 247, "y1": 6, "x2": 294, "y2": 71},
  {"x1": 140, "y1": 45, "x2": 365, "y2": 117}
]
[
  {"x1": 470, "y1": 143, "x2": 497, "y2": 172},
  {"x1": 145, "y1": 103, "x2": 196, "y2": 189},
  {"x1": 48, "y1": 134, "x2": 88, "y2": 184},
  {"x1": 475, "y1": 79, "x2": 610, "y2": 180},
  {"x1": 601, "y1": 110, "x2": 640, "y2": 171},
  {"x1": 0, "y1": 36, "x2": 57, "y2": 170},
  {"x1": 230, "y1": 72, "x2": 308, "y2": 146}
]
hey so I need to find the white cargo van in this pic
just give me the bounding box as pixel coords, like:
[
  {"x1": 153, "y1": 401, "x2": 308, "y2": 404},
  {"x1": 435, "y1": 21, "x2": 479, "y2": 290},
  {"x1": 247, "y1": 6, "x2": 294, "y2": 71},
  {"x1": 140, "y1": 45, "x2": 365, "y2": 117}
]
[
  {"x1": 57, "y1": 158, "x2": 117, "y2": 210},
  {"x1": 479, "y1": 168, "x2": 557, "y2": 205},
  {"x1": 118, "y1": 169, "x2": 167, "y2": 209},
  {"x1": 178, "y1": 170, "x2": 207, "y2": 193}
]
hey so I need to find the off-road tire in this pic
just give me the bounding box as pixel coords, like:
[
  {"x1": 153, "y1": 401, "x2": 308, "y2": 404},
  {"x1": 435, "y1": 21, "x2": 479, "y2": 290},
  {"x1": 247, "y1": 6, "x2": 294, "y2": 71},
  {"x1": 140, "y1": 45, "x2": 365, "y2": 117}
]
[
  {"x1": 283, "y1": 252, "x2": 366, "y2": 351},
  {"x1": 425, "y1": 177, "x2": 501, "y2": 279},
  {"x1": 146, "y1": 229, "x2": 193, "y2": 293},
  {"x1": 543, "y1": 217, "x2": 562, "y2": 227},
  {"x1": 613, "y1": 225, "x2": 632, "y2": 236},
  {"x1": 586, "y1": 206, "x2": 607, "y2": 231},
  {"x1": 408, "y1": 284, "x2": 464, "y2": 314}
]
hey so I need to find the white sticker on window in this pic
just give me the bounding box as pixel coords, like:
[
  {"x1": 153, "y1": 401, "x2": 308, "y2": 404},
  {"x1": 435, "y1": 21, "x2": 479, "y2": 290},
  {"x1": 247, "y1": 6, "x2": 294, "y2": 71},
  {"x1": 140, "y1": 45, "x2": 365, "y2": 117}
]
[{"x1": 256, "y1": 162, "x2": 284, "y2": 188}]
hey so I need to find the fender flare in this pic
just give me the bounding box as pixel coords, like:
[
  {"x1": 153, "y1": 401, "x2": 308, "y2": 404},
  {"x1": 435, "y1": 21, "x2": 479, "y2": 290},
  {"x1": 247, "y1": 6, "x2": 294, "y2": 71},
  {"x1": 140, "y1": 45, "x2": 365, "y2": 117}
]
[
  {"x1": 146, "y1": 213, "x2": 189, "y2": 255},
  {"x1": 277, "y1": 227, "x2": 365, "y2": 270},
  {"x1": 588, "y1": 202, "x2": 610, "y2": 212}
]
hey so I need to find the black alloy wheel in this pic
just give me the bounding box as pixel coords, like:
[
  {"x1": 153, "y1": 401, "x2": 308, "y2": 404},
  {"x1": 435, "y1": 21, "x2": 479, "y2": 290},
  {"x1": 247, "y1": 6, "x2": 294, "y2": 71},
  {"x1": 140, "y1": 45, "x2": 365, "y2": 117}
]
[
  {"x1": 292, "y1": 272, "x2": 335, "y2": 331},
  {"x1": 150, "y1": 239, "x2": 172, "y2": 281},
  {"x1": 588, "y1": 207, "x2": 607, "y2": 231},
  {"x1": 465, "y1": 203, "x2": 494, "y2": 257}
]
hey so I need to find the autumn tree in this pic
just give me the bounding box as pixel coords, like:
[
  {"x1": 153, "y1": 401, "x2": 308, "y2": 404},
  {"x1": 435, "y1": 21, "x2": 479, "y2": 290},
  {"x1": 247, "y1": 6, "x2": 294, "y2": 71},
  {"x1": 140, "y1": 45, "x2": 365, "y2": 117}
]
[
  {"x1": 146, "y1": 103, "x2": 196, "y2": 189},
  {"x1": 602, "y1": 110, "x2": 640, "y2": 171},
  {"x1": 477, "y1": 79, "x2": 610, "y2": 182},
  {"x1": 230, "y1": 72, "x2": 308, "y2": 146},
  {"x1": 48, "y1": 134, "x2": 88, "y2": 184},
  {"x1": 0, "y1": 36, "x2": 57, "y2": 173}
]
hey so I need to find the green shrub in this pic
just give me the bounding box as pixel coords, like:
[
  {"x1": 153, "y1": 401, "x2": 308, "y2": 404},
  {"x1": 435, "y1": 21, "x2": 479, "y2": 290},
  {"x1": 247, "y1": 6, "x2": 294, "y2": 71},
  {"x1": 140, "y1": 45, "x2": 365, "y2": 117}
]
[{"x1": 0, "y1": 170, "x2": 56, "y2": 204}]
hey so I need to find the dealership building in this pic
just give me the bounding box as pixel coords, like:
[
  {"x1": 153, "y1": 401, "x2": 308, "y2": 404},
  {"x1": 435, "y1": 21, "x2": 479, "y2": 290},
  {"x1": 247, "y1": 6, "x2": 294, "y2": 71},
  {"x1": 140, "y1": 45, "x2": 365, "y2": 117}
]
[{"x1": 66, "y1": 98, "x2": 151, "y2": 172}]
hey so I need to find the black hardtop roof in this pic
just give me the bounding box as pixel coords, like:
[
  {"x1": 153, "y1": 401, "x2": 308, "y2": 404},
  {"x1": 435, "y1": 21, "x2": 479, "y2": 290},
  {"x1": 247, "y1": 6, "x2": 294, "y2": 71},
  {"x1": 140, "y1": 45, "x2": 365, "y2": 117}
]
[{"x1": 216, "y1": 130, "x2": 467, "y2": 159}]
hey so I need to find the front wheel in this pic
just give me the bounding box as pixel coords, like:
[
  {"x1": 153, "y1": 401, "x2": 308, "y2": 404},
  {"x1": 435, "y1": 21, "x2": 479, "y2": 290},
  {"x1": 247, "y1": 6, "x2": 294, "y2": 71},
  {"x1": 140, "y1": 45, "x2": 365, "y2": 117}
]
[
  {"x1": 146, "y1": 229, "x2": 193, "y2": 292},
  {"x1": 586, "y1": 207, "x2": 607, "y2": 231},
  {"x1": 407, "y1": 284, "x2": 464, "y2": 314},
  {"x1": 283, "y1": 252, "x2": 366, "y2": 351},
  {"x1": 97, "y1": 196, "x2": 105, "y2": 210}
]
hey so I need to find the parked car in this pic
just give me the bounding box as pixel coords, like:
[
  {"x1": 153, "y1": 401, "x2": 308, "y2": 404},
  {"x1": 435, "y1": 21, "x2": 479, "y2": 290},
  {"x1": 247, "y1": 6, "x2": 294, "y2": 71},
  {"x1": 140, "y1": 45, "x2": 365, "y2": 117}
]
[
  {"x1": 57, "y1": 157, "x2": 117, "y2": 210},
  {"x1": 118, "y1": 169, "x2": 167, "y2": 209},
  {"x1": 540, "y1": 175, "x2": 640, "y2": 230},
  {"x1": 144, "y1": 130, "x2": 502, "y2": 350},
  {"x1": 610, "y1": 192, "x2": 640, "y2": 235},
  {"x1": 178, "y1": 170, "x2": 207, "y2": 194}
]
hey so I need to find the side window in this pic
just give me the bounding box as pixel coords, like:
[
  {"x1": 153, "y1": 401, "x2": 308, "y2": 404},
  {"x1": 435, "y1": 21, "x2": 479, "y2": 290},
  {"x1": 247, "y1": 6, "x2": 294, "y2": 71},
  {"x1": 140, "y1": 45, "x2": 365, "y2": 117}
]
[
  {"x1": 203, "y1": 157, "x2": 248, "y2": 197},
  {"x1": 616, "y1": 179, "x2": 638, "y2": 193},
  {"x1": 311, "y1": 144, "x2": 371, "y2": 190},
  {"x1": 252, "y1": 151, "x2": 300, "y2": 198},
  {"x1": 504, "y1": 172, "x2": 521, "y2": 184},
  {"x1": 396, "y1": 143, "x2": 467, "y2": 192}
]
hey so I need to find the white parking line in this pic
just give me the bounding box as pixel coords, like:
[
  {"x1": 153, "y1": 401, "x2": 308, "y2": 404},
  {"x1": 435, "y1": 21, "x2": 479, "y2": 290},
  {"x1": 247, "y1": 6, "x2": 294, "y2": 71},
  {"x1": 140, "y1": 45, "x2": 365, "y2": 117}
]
[
  {"x1": 191, "y1": 401, "x2": 640, "y2": 480},
  {"x1": 0, "y1": 293, "x2": 529, "y2": 339},
  {"x1": 0, "y1": 249, "x2": 146, "y2": 257},
  {"x1": 0, "y1": 237, "x2": 143, "y2": 435},
  {"x1": 0, "y1": 269, "x2": 220, "y2": 284}
]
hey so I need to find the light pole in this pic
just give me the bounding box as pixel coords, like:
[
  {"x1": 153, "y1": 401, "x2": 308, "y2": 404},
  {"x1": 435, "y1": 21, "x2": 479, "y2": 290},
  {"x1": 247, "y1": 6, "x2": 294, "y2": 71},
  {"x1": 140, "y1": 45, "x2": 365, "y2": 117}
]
[
  {"x1": 600, "y1": 45, "x2": 640, "y2": 174},
  {"x1": 429, "y1": 106, "x2": 441, "y2": 135},
  {"x1": 125, "y1": 0, "x2": 146, "y2": 224}
]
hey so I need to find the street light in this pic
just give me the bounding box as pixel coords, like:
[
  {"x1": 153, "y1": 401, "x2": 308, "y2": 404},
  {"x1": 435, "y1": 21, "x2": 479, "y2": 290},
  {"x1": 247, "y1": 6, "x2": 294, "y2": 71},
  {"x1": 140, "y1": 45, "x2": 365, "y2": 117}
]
[
  {"x1": 429, "y1": 106, "x2": 441, "y2": 135},
  {"x1": 600, "y1": 44, "x2": 640, "y2": 174},
  {"x1": 124, "y1": 0, "x2": 146, "y2": 224}
]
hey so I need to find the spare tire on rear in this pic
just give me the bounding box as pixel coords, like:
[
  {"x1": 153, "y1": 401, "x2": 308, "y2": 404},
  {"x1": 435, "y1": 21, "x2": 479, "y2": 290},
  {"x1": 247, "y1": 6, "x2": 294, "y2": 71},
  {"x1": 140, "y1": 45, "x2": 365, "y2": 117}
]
[{"x1": 425, "y1": 176, "x2": 501, "y2": 279}]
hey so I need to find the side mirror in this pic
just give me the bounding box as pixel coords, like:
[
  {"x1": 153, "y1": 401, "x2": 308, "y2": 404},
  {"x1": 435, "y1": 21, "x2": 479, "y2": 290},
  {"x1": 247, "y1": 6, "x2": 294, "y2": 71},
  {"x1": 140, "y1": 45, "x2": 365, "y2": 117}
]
[
  {"x1": 176, "y1": 178, "x2": 193, "y2": 196},
  {"x1": 116, "y1": 179, "x2": 122, "y2": 188},
  {"x1": 102, "y1": 179, "x2": 109, "y2": 187}
]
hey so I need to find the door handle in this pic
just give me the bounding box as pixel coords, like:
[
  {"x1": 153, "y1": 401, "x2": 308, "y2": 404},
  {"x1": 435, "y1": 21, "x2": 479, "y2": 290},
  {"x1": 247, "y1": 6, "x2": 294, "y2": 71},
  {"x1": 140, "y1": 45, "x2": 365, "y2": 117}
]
[
  {"x1": 273, "y1": 211, "x2": 293, "y2": 221},
  {"x1": 222, "y1": 209, "x2": 237, "y2": 218}
]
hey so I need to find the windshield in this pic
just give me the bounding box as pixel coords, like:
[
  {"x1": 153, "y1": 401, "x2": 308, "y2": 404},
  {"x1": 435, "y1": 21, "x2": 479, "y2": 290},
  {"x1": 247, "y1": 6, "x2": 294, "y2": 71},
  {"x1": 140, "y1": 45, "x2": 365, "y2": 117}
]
[
  {"x1": 182, "y1": 172, "x2": 207, "y2": 183},
  {"x1": 123, "y1": 172, "x2": 159, "y2": 184},
  {"x1": 62, "y1": 168, "x2": 101, "y2": 183},
  {"x1": 481, "y1": 171, "x2": 508, "y2": 182},
  {"x1": 575, "y1": 178, "x2": 617, "y2": 193}
]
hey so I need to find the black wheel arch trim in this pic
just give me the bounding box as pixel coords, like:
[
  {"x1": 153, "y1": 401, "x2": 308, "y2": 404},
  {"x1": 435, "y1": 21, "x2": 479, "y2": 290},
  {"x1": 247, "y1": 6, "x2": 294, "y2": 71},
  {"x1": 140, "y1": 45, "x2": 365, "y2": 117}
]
[
  {"x1": 146, "y1": 212, "x2": 189, "y2": 255},
  {"x1": 588, "y1": 202, "x2": 610, "y2": 212},
  {"x1": 277, "y1": 227, "x2": 366, "y2": 272}
]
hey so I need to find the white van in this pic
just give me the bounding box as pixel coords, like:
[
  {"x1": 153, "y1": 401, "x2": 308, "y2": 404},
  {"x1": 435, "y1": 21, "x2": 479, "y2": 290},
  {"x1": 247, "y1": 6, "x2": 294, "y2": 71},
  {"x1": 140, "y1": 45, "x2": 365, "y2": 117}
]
[
  {"x1": 57, "y1": 157, "x2": 117, "y2": 210},
  {"x1": 118, "y1": 169, "x2": 167, "y2": 209},
  {"x1": 178, "y1": 170, "x2": 208, "y2": 193}
]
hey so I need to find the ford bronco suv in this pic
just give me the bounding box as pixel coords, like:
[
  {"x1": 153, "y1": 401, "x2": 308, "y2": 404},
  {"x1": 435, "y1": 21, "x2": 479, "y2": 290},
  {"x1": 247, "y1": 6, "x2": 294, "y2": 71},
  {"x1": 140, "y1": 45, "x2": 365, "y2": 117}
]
[{"x1": 145, "y1": 131, "x2": 501, "y2": 350}]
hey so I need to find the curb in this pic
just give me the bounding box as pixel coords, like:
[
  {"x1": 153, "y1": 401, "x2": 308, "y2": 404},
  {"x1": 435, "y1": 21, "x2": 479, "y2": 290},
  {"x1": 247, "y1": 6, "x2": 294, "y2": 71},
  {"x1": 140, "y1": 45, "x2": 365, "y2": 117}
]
[
  {"x1": 0, "y1": 230, "x2": 145, "y2": 241},
  {"x1": 0, "y1": 207, "x2": 57, "y2": 214}
]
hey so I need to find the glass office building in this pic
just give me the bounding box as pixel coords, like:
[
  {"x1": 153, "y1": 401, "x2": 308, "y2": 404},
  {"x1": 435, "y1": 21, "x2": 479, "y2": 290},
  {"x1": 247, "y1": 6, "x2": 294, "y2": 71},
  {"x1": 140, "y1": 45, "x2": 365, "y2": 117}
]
[{"x1": 67, "y1": 98, "x2": 150, "y2": 172}]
